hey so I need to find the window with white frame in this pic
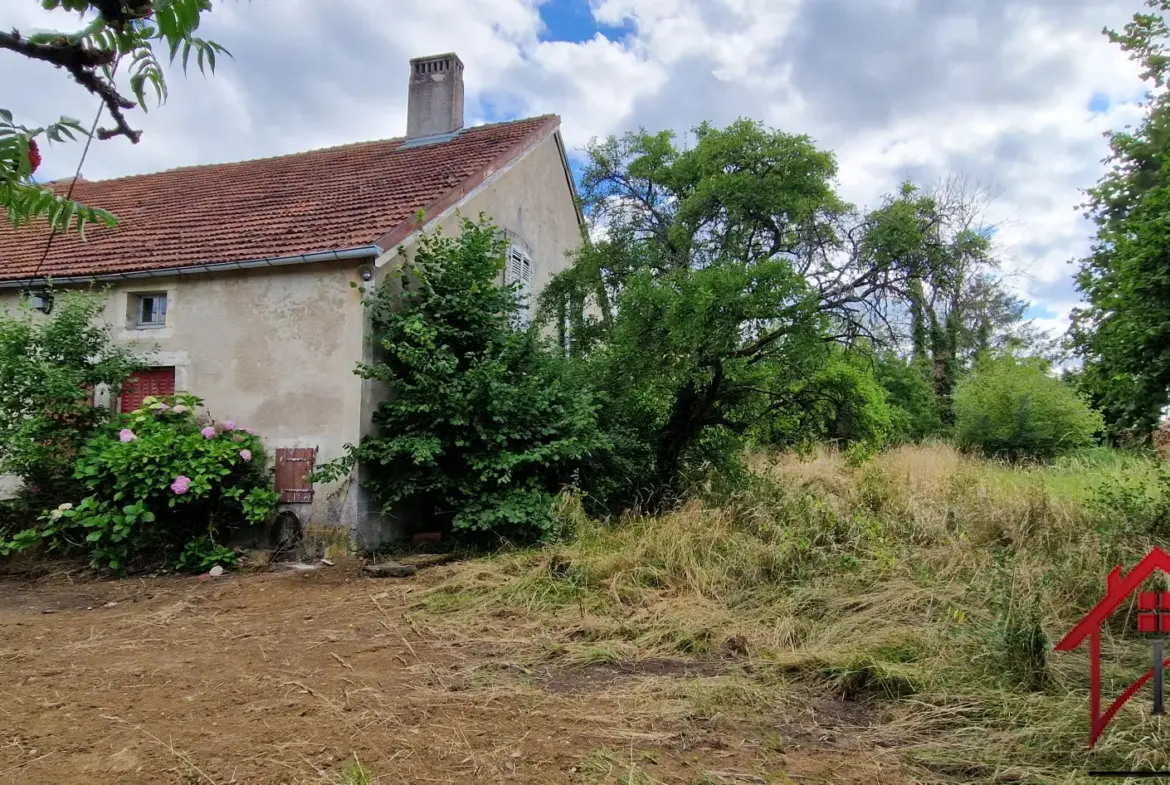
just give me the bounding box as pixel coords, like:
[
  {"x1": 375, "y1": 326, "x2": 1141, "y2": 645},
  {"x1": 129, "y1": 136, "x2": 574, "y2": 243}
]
[
  {"x1": 133, "y1": 292, "x2": 168, "y2": 328},
  {"x1": 505, "y1": 245, "x2": 534, "y2": 324}
]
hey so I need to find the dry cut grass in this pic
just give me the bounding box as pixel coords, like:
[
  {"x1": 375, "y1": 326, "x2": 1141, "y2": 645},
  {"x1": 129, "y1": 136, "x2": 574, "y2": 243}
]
[{"x1": 419, "y1": 443, "x2": 1170, "y2": 783}]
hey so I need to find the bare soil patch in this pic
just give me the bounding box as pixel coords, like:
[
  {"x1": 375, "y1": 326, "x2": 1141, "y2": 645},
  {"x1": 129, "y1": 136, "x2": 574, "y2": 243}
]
[
  {"x1": 0, "y1": 561, "x2": 909, "y2": 784},
  {"x1": 526, "y1": 659, "x2": 733, "y2": 695}
]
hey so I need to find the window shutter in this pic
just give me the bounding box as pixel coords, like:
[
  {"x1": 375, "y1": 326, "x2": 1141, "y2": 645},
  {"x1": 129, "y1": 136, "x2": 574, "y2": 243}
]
[
  {"x1": 120, "y1": 367, "x2": 176, "y2": 413},
  {"x1": 506, "y1": 248, "x2": 526, "y2": 285},
  {"x1": 275, "y1": 447, "x2": 316, "y2": 504},
  {"x1": 519, "y1": 257, "x2": 533, "y2": 320}
]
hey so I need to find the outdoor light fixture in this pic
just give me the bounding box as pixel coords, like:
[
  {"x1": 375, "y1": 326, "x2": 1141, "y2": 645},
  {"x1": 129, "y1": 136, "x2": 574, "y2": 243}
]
[{"x1": 25, "y1": 290, "x2": 53, "y2": 314}]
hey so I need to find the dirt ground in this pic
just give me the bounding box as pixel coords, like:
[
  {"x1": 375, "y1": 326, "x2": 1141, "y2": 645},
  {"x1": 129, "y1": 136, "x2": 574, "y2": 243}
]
[{"x1": 0, "y1": 560, "x2": 907, "y2": 784}]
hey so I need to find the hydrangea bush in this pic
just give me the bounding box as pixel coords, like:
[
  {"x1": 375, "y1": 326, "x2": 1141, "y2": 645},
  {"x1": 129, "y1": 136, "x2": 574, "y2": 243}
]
[{"x1": 3, "y1": 393, "x2": 279, "y2": 572}]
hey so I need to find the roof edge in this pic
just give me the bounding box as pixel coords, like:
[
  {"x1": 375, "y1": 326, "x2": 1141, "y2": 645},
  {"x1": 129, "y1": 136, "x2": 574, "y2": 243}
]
[
  {"x1": 0, "y1": 246, "x2": 381, "y2": 289},
  {"x1": 552, "y1": 129, "x2": 585, "y2": 231},
  {"x1": 373, "y1": 115, "x2": 562, "y2": 252}
]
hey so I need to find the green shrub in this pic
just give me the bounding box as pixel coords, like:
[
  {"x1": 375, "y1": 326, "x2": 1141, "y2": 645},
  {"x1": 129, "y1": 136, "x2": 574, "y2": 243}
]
[
  {"x1": 953, "y1": 355, "x2": 1103, "y2": 460},
  {"x1": 872, "y1": 353, "x2": 944, "y2": 442},
  {"x1": 0, "y1": 289, "x2": 141, "y2": 505},
  {"x1": 1090, "y1": 466, "x2": 1170, "y2": 541},
  {"x1": 314, "y1": 217, "x2": 604, "y2": 543},
  {"x1": 753, "y1": 355, "x2": 896, "y2": 453},
  {"x1": 175, "y1": 536, "x2": 239, "y2": 572},
  {"x1": 3, "y1": 393, "x2": 278, "y2": 572}
]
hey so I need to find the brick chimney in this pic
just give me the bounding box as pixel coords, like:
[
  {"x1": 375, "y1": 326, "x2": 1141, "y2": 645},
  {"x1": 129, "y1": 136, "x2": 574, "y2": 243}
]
[{"x1": 406, "y1": 53, "x2": 465, "y2": 140}]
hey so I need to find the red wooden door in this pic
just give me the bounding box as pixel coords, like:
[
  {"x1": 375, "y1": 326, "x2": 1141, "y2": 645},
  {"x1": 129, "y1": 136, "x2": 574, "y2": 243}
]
[{"x1": 120, "y1": 367, "x2": 176, "y2": 413}]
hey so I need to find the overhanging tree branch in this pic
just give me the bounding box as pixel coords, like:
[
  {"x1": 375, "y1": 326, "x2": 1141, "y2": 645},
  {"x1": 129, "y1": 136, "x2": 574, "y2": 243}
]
[
  {"x1": 1, "y1": 29, "x2": 140, "y2": 143},
  {"x1": 1, "y1": 1, "x2": 231, "y2": 232}
]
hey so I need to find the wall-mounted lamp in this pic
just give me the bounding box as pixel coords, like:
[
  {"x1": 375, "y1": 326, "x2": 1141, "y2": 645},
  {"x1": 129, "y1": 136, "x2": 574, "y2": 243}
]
[{"x1": 24, "y1": 290, "x2": 53, "y2": 314}]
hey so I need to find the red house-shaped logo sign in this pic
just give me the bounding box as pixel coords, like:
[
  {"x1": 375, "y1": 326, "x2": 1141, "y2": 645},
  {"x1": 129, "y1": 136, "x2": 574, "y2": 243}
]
[{"x1": 1056, "y1": 546, "x2": 1170, "y2": 747}]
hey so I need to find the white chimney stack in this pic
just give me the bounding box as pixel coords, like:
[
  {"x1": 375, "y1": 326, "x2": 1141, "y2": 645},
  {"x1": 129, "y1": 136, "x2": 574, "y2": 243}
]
[{"x1": 406, "y1": 53, "x2": 465, "y2": 140}]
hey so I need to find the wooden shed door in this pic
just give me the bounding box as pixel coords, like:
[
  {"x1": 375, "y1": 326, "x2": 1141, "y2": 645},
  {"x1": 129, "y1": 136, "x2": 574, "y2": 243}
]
[
  {"x1": 275, "y1": 448, "x2": 316, "y2": 504},
  {"x1": 121, "y1": 367, "x2": 176, "y2": 413}
]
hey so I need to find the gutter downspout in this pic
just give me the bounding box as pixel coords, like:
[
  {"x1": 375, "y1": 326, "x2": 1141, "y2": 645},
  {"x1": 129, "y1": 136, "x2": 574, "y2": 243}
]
[{"x1": 0, "y1": 246, "x2": 382, "y2": 289}]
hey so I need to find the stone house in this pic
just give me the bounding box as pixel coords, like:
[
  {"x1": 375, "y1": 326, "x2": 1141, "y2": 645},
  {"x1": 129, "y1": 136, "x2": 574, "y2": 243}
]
[{"x1": 0, "y1": 53, "x2": 584, "y2": 549}]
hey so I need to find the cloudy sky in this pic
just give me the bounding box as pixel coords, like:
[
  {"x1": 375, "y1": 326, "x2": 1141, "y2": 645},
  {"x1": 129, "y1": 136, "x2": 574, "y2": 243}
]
[{"x1": 4, "y1": 0, "x2": 1149, "y2": 334}]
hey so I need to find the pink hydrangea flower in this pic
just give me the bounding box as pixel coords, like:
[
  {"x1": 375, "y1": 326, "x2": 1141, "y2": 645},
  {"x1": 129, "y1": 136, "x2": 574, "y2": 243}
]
[
  {"x1": 222, "y1": 420, "x2": 235, "y2": 431},
  {"x1": 201, "y1": 426, "x2": 217, "y2": 439},
  {"x1": 241, "y1": 427, "x2": 254, "y2": 434},
  {"x1": 118, "y1": 428, "x2": 136, "y2": 443},
  {"x1": 170, "y1": 475, "x2": 190, "y2": 495},
  {"x1": 239, "y1": 449, "x2": 252, "y2": 462},
  {"x1": 157, "y1": 403, "x2": 170, "y2": 411}
]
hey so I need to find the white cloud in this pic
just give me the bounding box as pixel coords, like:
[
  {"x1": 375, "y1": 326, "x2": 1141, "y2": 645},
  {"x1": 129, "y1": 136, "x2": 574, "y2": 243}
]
[{"x1": 520, "y1": 36, "x2": 667, "y2": 144}]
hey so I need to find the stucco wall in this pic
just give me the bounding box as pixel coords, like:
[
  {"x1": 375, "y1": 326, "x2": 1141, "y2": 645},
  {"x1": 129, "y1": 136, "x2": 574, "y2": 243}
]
[
  {"x1": 458, "y1": 131, "x2": 582, "y2": 292},
  {"x1": 0, "y1": 260, "x2": 368, "y2": 527},
  {"x1": 372, "y1": 131, "x2": 581, "y2": 286}
]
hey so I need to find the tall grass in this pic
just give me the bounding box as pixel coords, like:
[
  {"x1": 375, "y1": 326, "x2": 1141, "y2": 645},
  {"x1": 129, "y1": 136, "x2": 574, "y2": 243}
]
[{"x1": 422, "y1": 444, "x2": 1170, "y2": 782}]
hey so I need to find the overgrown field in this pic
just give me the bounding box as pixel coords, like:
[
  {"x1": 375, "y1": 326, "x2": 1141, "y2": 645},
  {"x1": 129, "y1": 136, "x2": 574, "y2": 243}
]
[{"x1": 420, "y1": 444, "x2": 1170, "y2": 782}]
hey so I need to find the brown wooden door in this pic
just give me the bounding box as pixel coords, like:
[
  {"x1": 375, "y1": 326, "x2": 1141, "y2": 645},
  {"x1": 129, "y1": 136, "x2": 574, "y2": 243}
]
[{"x1": 275, "y1": 447, "x2": 316, "y2": 504}]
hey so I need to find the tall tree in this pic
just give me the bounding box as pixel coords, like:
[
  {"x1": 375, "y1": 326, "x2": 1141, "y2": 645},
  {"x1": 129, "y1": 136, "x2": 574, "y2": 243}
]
[
  {"x1": 1071, "y1": 0, "x2": 1170, "y2": 435},
  {"x1": 861, "y1": 178, "x2": 1045, "y2": 421},
  {"x1": 542, "y1": 120, "x2": 925, "y2": 509},
  {"x1": 1, "y1": 1, "x2": 228, "y2": 233}
]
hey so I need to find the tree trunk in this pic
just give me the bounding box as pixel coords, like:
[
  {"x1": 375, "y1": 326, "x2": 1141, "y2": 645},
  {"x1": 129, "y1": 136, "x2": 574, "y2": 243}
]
[{"x1": 650, "y1": 362, "x2": 725, "y2": 511}]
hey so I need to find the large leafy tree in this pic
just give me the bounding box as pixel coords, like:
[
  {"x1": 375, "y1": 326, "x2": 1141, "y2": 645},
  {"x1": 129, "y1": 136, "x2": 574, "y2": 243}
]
[
  {"x1": 544, "y1": 121, "x2": 1051, "y2": 510},
  {"x1": 1, "y1": 1, "x2": 227, "y2": 233},
  {"x1": 542, "y1": 120, "x2": 929, "y2": 509},
  {"x1": 1071, "y1": 0, "x2": 1170, "y2": 435}
]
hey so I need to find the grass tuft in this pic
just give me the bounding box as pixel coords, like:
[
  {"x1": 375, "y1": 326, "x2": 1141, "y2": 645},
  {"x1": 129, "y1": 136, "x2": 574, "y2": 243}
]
[{"x1": 337, "y1": 755, "x2": 373, "y2": 785}]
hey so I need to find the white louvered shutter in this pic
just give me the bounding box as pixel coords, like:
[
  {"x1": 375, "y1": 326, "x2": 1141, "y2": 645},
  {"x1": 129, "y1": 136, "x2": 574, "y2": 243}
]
[
  {"x1": 507, "y1": 248, "x2": 525, "y2": 286},
  {"x1": 507, "y1": 246, "x2": 534, "y2": 326}
]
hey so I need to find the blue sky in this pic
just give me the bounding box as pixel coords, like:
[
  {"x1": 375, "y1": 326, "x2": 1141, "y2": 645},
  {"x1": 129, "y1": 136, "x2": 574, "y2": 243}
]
[
  {"x1": 537, "y1": 0, "x2": 634, "y2": 42},
  {"x1": 1088, "y1": 92, "x2": 1111, "y2": 115},
  {"x1": 4, "y1": 0, "x2": 1151, "y2": 338}
]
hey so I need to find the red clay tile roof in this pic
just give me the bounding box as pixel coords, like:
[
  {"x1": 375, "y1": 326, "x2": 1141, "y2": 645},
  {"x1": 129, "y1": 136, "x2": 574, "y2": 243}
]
[{"x1": 0, "y1": 115, "x2": 561, "y2": 283}]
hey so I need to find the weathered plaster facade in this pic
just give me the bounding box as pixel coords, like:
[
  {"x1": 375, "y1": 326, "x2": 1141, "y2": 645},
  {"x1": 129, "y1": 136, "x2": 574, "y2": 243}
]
[{"x1": 0, "y1": 259, "x2": 370, "y2": 524}]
